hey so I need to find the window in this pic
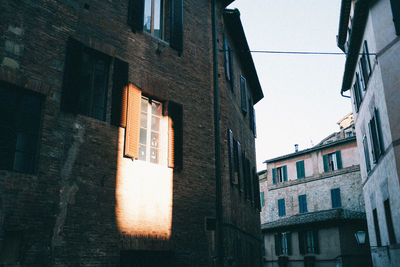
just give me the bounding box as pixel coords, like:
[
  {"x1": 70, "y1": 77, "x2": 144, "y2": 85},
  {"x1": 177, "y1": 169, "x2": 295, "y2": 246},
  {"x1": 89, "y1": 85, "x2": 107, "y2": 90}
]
[
  {"x1": 274, "y1": 232, "x2": 292, "y2": 255},
  {"x1": 260, "y1": 191, "x2": 265, "y2": 207},
  {"x1": 372, "y1": 208, "x2": 382, "y2": 246},
  {"x1": 224, "y1": 35, "x2": 234, "y2": 90},
  {"x1": 0, "y1": 82, "x2": 42, "y2": 174},
  {"x1": 240, "y1": 76, "x2": 248, "y2": 113},
  {"x1": 352, "y1": 73, "x2": 363, "y2": 113},
  {"x1": 299, "y1": 230, "x2": 319, "y2": 254},
  {"x1": 61, "y1": 38, "x2": 111, "y2": 121},
  {"x1": 369, "y1": 108, "x2": 384, "y2": 163},
  {"x1": 323, "y1": 151, "x2": 342, "y2": 172},
  {"x1": 249, "y1": 97, "x2": 256, "y2": 137},
  {"x1": 331, "y1": 188, "x2": 342, "y2": 208},
  {"x1": 123, "y1": 84, "x2": 182, "y2": 169},
  {"x1": 296, "y1": 160, "x2": 305, "y2": 178},
  {"x1": 272, "y1": 165, "x2": 288, "y2": 184},
  {"x1": 384, "y1": 199, "x2": 396, "y2": 244},
  {"x1": 358, "y1": 41, "x2": 372, "y2": 90},
  {"x1": 278, "y1": 198, "x2": 286, "y2": 217},
  {"x1": 298, "y1": 194, "x2": 308, "y2": 213},
  {"x1": 389, "y1": 0, "x2": 400, "y2": 35},
  {"x1": 128, "y1": 0, "x2": 183, "y2": 52},
  {"x1": 363, "y1": 135, "x2": 371, "y2": 173}
]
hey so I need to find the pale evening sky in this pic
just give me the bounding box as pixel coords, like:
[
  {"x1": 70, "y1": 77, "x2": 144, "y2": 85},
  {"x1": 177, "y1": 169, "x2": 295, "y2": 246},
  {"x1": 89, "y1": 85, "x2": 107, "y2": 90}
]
[{"x1": 228, "y1": 0, "x2": 352, "y2": 170}]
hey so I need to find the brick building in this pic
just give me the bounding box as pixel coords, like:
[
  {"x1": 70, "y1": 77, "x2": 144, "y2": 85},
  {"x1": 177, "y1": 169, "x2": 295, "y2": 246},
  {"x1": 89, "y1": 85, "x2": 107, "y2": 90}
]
[
  {"x1": 259, "y1": 116, "x2": 372, "y2": 267},
  {"x1": 0, "y1": 0, "x2": 263, "y2": 266},
  {"x1": 336, "y1": 0, "x2": 400, "y2": 265}
]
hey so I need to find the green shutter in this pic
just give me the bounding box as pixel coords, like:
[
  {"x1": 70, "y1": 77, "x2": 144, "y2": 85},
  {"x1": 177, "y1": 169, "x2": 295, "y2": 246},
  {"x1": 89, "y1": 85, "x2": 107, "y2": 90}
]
[
  {"x1": 298, "y1": 231, "x2": 305, "y2": 255},
  {"x1": 283, "y1": 165, "x2": 287, "y2": 182},
  {"x1": 323, "y1": 154, "x2": 329, "y2": 172},
  {"x1": 296, "y1": 161, "x2": 305, "y2": 179},
  {"x1": 296, "y1": 161, "x2": 300, "y2": 178},
  {"x1": 287, "y1": 232, "x2": 292, "y2": 255},
  {"x1": 336, "y1": 150, "x2": 342, "y2": 169},
  {"x1": 274, "y1": 233, "x2": 281, "y2": 256},
  {"x1": 272, "y1": 168, "x2": 277, "y2": 184},
  {"x1": 261, "y1": 191, "x2": 264, "y2": 207}
]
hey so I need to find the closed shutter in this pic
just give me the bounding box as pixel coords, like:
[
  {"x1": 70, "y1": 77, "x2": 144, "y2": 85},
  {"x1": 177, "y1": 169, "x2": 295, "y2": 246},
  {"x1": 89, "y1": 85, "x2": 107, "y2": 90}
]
[
  {"x1": 61, "y1": 38, "x2": 83, "y2": 113},
  {"x1": 336, "y1": 150, "x2": 342, "y2": 169},
  {"x1": 296, "y1": 161, "x2": 305, "y2": 179},
  {"x1": 298, "y1": 231, "x2": 305, "y2": 255},
  {"x1": 240, "y1": 76, "x2": 248, "y2": 113},
  {"x1": 111, "y1": 58, "x2": 129, "y2": 127},
  {"x1": 272, "y1": 168, "x2": 277, "y2": 184},
  {"x1": 260, "y1": 191, "x2": 264, "y2": 207},
  {"x1": 323, "y1": 154, "x2": 329, "y2": 172},
  {"x1": 228, "y1": 128, "x2": 235, "y2": 184},
  {"x1": 390, "y1": 0, "x2": 400, "y2": 35},
  {"x1": 287, "y1": 232, "x2": 292, "y2": 255},
  {"x1": 313, "y1": 230, "x2": 319, "y2": 254},
  {"x1": 223, "y1": 35, "x2": 230, "y2": 81},
  {"x1": 274, "y1": 233, "x2": 281, "y2": 256},
  {"x1": 283, "y1": 165, "x2": 287, "y2": 182},
  {"x1": 331, "y1": 189, "x2": 336, "y2": 208},
  {"x1": 170, "y1": 0, "x2": 183, "y2": 52},
  {"x1": 229, "y1": 48, "x2": 235, "y2": 90},
  {"x1": 168, "y1": 101, "x2": 183, "y2": 169},
  {"x1": 128, "y1": 0, "x2": 144, "y2": 33},
  {"x1": 124, "y1": 84, "x2": 142, "y2": 159}
]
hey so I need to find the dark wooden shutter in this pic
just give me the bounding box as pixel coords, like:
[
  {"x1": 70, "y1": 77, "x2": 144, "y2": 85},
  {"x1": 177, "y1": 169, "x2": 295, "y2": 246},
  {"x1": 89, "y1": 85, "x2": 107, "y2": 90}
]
[
  {"x1": 272, "y1": 168, "x2": 277, "y2": 184},
  {"x1": 375, "y1": 108, "x2": 384, "y2": 154},
  {"x1": 390, "y1": 0, "x2": 400, "y2": 35},
  {"x1": 358, "y1": 60, "x2": 366, "y2": 90},
  {"x1": 336, "y1": 150, "x2": 343, "y2": 169},
  {"x1": 170, "y1": 0, "x2": 183, "y2": 53},
  {"x1": 240, "y1": 76, "x2": 248, "y2": 113},
  {"x1": 111, "y1": 58, "x2": 129, "y2": 127},
  {"x1": 229, "y1": 48, "x2": 235, "y2": 90},
  {"x1": 223, "y1": 35, "x2": 231, "y2": 81},
  {"x1": 298, "y1": 231, "x2": 305, "y2": 255},
  {"x1": 352, "y1": 84, "x2": 359, "y2": 113},
  {"x1": 61, "y1": 38, "x2": 83, "y2": 113},
  {"x1": 228, "y1": 128, "x2": 235, "y2": 184},
  {"x1": 168, "y1": 101, "x2": 183, "y2": 169},
  {"x1": 283, "y1": 165, "x2": 287, "y2": 182},
  {"x1": 323, "y1": 154, "x2": 329, "y2": 172},
  {"x1": 313, "y1": 230, "x2": 319, "y2": 254},
  {"x1": 128, "y1": 0, "x2": 144, "y2": 32},
  {"x1": 369, "y1": 121, "x2": 377, "y2": 163},
  {"x1": 125, "y1": 84, "x2": 142, "y2": 159},
  {"x1": 363, "y1": 136, "x2": 371, "y2": 172},
  {"x1": 274, "y1": 233, "x2": 281, "y2": 256},
  {"x1": 237, "y1": 141, "x2": 244, "y2": 192}
]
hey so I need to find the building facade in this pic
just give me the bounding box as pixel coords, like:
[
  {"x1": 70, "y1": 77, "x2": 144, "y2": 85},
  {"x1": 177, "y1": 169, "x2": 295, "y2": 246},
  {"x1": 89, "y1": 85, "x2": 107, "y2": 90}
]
[
  {"x1": 336, "y1": 0, "x2": 400, "y2": 266},
  {"x1": 259, "y1": 117, "x2": 372, "y2": 267},
  {"x1": 0, "y1": 0, "x2": 262, "y2": 266}
]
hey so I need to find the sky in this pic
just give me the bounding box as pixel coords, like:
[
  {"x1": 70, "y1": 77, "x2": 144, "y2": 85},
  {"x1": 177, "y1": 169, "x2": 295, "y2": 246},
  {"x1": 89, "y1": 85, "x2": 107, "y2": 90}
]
[{"x1": 228, "y1": 0, "x2": 352, "y2": 170}]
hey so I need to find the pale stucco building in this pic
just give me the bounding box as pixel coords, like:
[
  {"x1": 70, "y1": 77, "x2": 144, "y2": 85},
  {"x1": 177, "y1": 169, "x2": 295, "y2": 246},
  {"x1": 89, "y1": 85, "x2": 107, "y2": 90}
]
[{"x1": 336, "y1": 0, "x2": 400, "y2": 266}]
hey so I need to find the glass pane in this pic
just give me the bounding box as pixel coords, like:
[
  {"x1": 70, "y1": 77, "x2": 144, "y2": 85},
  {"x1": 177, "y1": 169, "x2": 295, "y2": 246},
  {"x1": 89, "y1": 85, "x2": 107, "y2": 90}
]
[
  {"x1": 13, "y1": 151, "x2": 33, "y2": 173},
  {"x1": 139, "y1": 145, "x2": 146, "y2": 161},
  {"x1": 143, "y1": 0, "x2": 152, "y2": 33},
  {"x1": 140, "y1": 112, "x2": 147, "y2": 128},
  {"x1": 141, "y1": 97, "x2": 148, "y2": 113},
  {"x1": 153, "y1": 0, "x2": 163, "y2": 38},
  {"x1": 150, "y1": 147, "x2": 159, "y2": 164},
  {"x1": 152, "y1": 101, "x2": 162, "y2": 116},
  {"x1": 151, "y1": 131, "x2": 159, "y2": 148},
  {"x1": 151, "y1": 116, "x2": 160, "y2": 132},
  {"x1": 139, "y1": 128, "x2": 147, "y2": 145}
]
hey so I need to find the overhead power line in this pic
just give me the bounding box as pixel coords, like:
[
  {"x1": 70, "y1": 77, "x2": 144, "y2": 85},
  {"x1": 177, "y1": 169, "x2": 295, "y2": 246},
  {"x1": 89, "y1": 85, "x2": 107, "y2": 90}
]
[{"x1": 219, "y1": 49, "x2": 377, "y2": 56}]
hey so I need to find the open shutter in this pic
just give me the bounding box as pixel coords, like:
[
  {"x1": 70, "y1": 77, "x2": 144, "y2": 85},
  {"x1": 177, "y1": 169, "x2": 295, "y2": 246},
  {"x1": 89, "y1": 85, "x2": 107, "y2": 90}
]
[
  {"x1": 253, "y1": 109, "x2": 257, "y2": 138},
  {"x1": 223, "y1": 35, "x2": 231, "y2": 81},
  {"x1": 358, "y1": 60, "x2": 366, "y2": 90},
  {"x1": 240, "y1": 76, "x2": 248, "y2": 113},
  {"x1": 390, "y1": 0, "x2": 400, "y2": 35},
  {"x1": 229, "y1": 48, "x2": 235, "y2": 90},
  {"x1": 272, "y1": 168, "x2": 277, "y2": 184},
  {"x1": 313, "y1": 230, "x2": 319, "y2": 254},
  {"x1": 374, "y1": 109, "x2": 384, "y2": 154},
  {"x1": 323, "y1": 154, "x2": 329, "y2": 172},
  {"x1": 111, "y1": 58, "x2": 129, "y2": 127},
  {"x1": 336, "y1": 150, "x2": 343, "y2": 169},
  {"x1": 274, "y1": 233, "x2": 281, "y2": 256},
  {"x1": 228, "y1": 129, "x2": 235, "y2": 184},
  {"x1": 283, "y1": 165, "x2": 287, "y2": 182},
  {"x1": 61, "y1": 38, "x2": 83, "y2": 113},
  {"x1": 237, "y1": 141, "x2": 244, "y2": 192},
  {"x1": 128, "y1": 0, "x2": 144, "y2": 32},
  {"x1": 260, "y1": 191, "x2": 264, "y2": 207},
  {"x1": 352, "y1": 85, "x2": 359, "y2": 113},
  {"x1": 124, "y1": 84, "x2": 142, "y2": 159},
  {"x1": 253, "y1": 167, "x2": 261, "y2": 210},
  {"x1": 168, "y1": 101, "x2": 183, "y2": 169},
  {"x1": 369, "y1": 121, "x2": 376, "y2": 163},
  {"x1": 170, "y1": 0, "x2": 183, "y2": 53},
  {"x1": 298, "y1": 231, "x2": 305, "y2": 255},
  {"x1": 287, "y1": 232, "x2": 292, "y2": 255}
]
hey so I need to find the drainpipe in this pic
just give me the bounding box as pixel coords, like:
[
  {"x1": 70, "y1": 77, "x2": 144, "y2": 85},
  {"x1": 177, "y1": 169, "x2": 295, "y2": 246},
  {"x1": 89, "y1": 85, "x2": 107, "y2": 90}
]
[{"x1": 212, "y1": 0, "x2": 223, "y2": 266}]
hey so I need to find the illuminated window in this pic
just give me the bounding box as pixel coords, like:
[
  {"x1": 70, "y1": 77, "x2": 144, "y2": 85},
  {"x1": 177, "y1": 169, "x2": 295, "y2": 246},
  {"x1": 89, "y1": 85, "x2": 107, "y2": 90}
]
[
  {"x1": 0, "y1": 82, "x2": 42, "y2": 174},
  {"x1": 139, "y1": 97, "x2": 163, "y2": 164}
]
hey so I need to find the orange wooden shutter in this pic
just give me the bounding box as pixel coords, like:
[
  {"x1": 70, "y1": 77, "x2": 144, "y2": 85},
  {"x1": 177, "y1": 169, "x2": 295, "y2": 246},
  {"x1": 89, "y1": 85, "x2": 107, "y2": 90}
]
[
  {"x1": 124, "y1": 83, "x2": 141, "y2": 159},
  {"x1": 120, "y1": 85, "x2": 128, "y2": 128}
]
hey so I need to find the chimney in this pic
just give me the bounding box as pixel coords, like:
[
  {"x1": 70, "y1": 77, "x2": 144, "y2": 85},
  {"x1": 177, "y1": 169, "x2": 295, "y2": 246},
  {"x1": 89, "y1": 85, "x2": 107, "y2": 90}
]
[{"x1": 295, "y1": 144, "x2": 299, "y2": 152}]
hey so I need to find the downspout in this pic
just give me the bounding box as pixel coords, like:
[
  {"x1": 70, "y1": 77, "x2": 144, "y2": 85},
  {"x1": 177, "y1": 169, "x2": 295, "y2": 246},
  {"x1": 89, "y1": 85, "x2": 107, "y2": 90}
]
[{"x1": 212, "y1": 0, "x2": 223, "y2": 266}]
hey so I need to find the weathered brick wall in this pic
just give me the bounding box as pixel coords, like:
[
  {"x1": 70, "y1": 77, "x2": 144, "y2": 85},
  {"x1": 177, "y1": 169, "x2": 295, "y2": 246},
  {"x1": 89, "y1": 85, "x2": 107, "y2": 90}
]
[{"x1": 0, "y1": 0, "x2": 262, "y2": 266}]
